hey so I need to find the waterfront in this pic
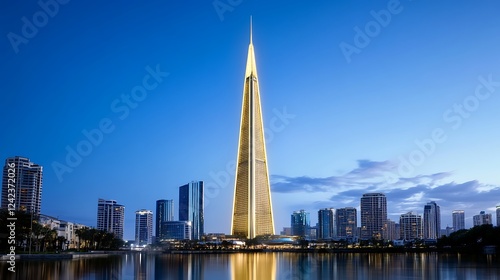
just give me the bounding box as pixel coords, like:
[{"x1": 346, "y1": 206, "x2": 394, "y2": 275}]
[{"x1": 1, "y1": 252, "x2": 500, "y2": 279}]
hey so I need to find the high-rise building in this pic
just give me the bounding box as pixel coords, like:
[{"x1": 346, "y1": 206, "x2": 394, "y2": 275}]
[
  {"x1": 360, "y1": 193, "x2": 387, "y2": 240},
  {"x1": 400, "y1": 212, "x2": 422, "y2": 241},
  {"x1": 473, "y1": 211, "x2": 492, "y2": 226},
  {"x1": 179, "y1": 181, "x2": 204, "y2": 240},
  {"x1": 336, "y1": 207, "x2": 357, "y2": 239},
  {"x1": 231, "y1": 21, "x2": 275, "y2": 239},
  {"x1": 291, "y1": 210, "x2": 310, "y2": 237},
  {"x1": 1, "y1": 156, "x2": 43, "y2": 215},
  {"x1": 280, "y1": 227, "x2": 292, "y2": 236},
  {"x1": 135, "y1": 209, "x2": 153, "y2": 245},
  {"x1": 317, "y1": 208, "x2": 336, "y2": 240},
  {"x1": 423, "y1": 201, "x2": 441, "y2": 240},
  {"x1": 384, "y1": 219, "x2": 399, "y2": 241},
  {"x1": 96, "y1": 198, "x2": 125, "y2": 239},
  {"x1": 452, "y1": 210, "x2": 465, "y2": 230},
  {"x1": 160, "y1": 221, "x2": 192, "y2": 240},
  {"x1": 497, "y1": 206, "x2": 500, "y2": 227},
  {"x1": 156, "y1": 199, "x2": 174, "y2": 240}
]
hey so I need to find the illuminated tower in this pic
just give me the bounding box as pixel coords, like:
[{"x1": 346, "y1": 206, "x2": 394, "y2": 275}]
[{"x1": 231, "y1": 20, "x2": 275, "y2": 238}]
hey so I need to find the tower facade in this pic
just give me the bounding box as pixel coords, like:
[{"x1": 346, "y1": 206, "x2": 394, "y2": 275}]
[
  {"x1": 497, "y1": 206, "x2": 500, "y2": 227},
  {"x1": 231, "y1": 21, "x2": 275, "y2": 239},
  {"x1": 473, "y1": 211, "x2": 492, "y2": 226},
  {"x1": 156, "y1": 199, "x2": 174, "y2": 240},
  {"x1": 135, "y1": 209, "x2": 153, "y2": 245},
  {"x1": 452, "y1": 210, "x2": 465, "y2": 230},
  {"x1": 1, "y1": 156, "x2": 43, "y2": 215},
  {"x1": 423, "y1": 201, "x2": 441, "y2": 240},
  {"x1": 360, "y1": 193, "x2": 387, "y2": 240},
  {"x1": 179, "y1": 181, "x2": 204, "y2": 240},
  {"x1": 336, "y1": 207, "x2": 357, "y2": 239},
  {"x1": 400, "y1": 212, "x2": 422, "y2": 241},
  {"x1": 291, "y1": 210, "x2": 310, "y2": 237},
  {"x1": 318, "y1": 208, "x2": 336, "y2": 240},
  {"x1": 96, "y1": 198, "x2": 125, "y2": 239}
]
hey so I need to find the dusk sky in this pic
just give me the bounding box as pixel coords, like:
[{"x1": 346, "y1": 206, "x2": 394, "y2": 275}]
[{"x1": 2, "y1": 0, "x2": 500, "y2": 240}]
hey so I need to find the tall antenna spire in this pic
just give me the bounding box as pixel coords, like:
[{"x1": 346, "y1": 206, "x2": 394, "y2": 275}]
[{"x1": 250, "y1": 16, "x2": 253, "y2": 44}]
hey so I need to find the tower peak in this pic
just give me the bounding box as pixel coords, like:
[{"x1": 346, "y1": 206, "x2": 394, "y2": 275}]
[
  {"x1": 245, "y1": 17, "x2": 257, "y2": 78},
  {"x1": 250, "y1": 16, "x2": 253, "y2": 44}
]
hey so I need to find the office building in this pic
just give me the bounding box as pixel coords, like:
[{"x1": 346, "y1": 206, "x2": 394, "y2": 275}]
[
  {"x1": 280, "y1": 227, "x2": 292, "y2": 236},
  {"x1": 96, "y1": 198, "x2": 125, "y2": 239},
  {"x1": 156, "y1": 199, "x2": 174, "y2": 239},
  {"x1": 385, "y1": 219, "x2": 399, "y2": 241},
  {"x1": 423, "y1": 201, "x2": 441, "y2": 240},
  {"x1": 336, "y1": 207, "x2": 357, "y2": 239},
  {"x1": 291, "y1": 210, "x2": 310, "y2": 237},
  {"x1": 179, "y1": 181, "x2": 204, "y2": 240},
  {"x1": 452, "y1": 210, "x2": 465, "y2": 230},
  {"x1": 231, "y1": 21, "x2": 275, "y2": 239},
  {"x1": 400, "y1": 212, "x2": 422, "y2": 241},
  {"x1": 160, "y1": 221, "x2": 192, "y2": 240},
  {"x1": 473, "y1": 211, "x2": 492, "y2": 226},
  {"x1": 1, "y1": 156, "x2": 43, "y2": 215},
  {"x1": 497, "y1": 206, "x2": 500, "y2": 227},
  {"x1": 360, "y1": 193, "x2": 387, "y2": 240},
  {"x1": 135, "y1": 209, "x2": 153, "y2": 245},
  {"x1": 317, "y1": 208, "x2": 336, "y2": 240}
]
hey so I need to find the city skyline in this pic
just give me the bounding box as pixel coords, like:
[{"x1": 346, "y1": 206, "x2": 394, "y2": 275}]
[{"x1": 3, "y1": 1, "x2": 500, "y2": 239}]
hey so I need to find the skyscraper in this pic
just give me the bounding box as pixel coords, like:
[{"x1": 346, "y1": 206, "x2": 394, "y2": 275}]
[
  {"x1": 336, "y1": 207, "x2": 357, "y2": 239},
  {"x1": 384, "y1": 219, "x2": 399, "y2": 241},
  {"x1": 452, "y1": 210, "x2": 465, "y2": 230},
  {"x1": 231, "y1": 20, "x2": 275, "y2": 239},
  {"x1": 317, "y1": 208, "x2": 336, "y2": 240},
  {"x1": 423, "y1": 201, "x2": 441, "y2": 240},
  {"x1": 179, "y1": 181, "x2": 204, "y2": 240},
  {"x1": 291, "y1": 210, "x2": 310, "y2": 237},
  {"x1": 400, "y1": 212, "x2": 422, "y2": 241},
  {"x1": 156, "y1": 199, "x2": 174, "y2": 240},
  {"x1": 497, "y1": 206, "x2": 500, "y2": 227},
  {"x1": 1, "y1": 156, "x2": 43, "y2": 215},
  {"x1": 473, "y1": 211, "x2": 492, "y2": 226},
  {"x1": 135, "y1": 209, "x2": 153, "y2": 245},
  {"x1": 360, "y1": 193, "x2": 387, "y2": 240},
  {"x1": 161, "y1": 221, "x2": 192, "y2": 240},
  {"x1": 96, "y1": 198, "x2": 125, "y2": 239}
]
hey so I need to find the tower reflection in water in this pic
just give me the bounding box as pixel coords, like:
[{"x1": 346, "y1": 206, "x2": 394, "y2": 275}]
[{"x1": 230, "y1": 253, "x2": 276, "y2": 280}]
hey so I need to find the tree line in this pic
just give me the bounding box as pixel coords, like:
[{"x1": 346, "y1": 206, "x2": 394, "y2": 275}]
[{"x1": 0, "y1": 210, "x2": 123, "y2": 253}]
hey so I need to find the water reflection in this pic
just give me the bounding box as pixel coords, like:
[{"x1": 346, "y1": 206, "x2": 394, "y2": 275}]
[
  {"x1": 231, "y1": 253, "x2": 276, "y2": 280},
  {"x1": 1, "y1": 252, "x2": 499, "y2": 279}
]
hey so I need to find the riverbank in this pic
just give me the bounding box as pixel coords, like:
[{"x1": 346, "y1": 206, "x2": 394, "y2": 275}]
[
  {"x1": 2, "y1": 246, "x2": 496, "y2": 260},
  {"x1": 164, "y1": 246, "x2": 497, "y2": 255},
  {"x1": 1, "y1": 252, "x2": 112, "y2": 261}
]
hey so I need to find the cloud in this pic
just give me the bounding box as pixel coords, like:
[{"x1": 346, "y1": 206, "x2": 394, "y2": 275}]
[
  {"x1": 271, "y1": 159, "x2": 450, "y2": 194},
  {"x1": 271, "y1": 159, "x2": 500, "y2": 226}
]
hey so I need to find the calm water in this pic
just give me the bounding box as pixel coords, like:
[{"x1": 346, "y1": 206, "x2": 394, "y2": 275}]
[{"x1": 2, "y1": 252, "x2": 500, "y2": 280}]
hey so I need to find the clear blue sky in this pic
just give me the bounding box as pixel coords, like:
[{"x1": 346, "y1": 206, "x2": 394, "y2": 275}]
[{"x1": 2, "y1": 0, "x2": 500, "y2": 239}]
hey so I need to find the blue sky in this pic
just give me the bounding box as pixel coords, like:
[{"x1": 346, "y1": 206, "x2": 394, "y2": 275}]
[{"x1": 2, "y1": 0, "x2": 500, "y2": 239}]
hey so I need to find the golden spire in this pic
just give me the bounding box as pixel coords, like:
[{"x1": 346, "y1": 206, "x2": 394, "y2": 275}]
[
  {"x1": 250, "y1": 16, "x2": 253, "y2": 45},
  {"x1": 231, "y1": 18, "x2": 275, "y2": 238},
  {"x1": 245, "y1": 17, "x2": 258, "y2": 79}
]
